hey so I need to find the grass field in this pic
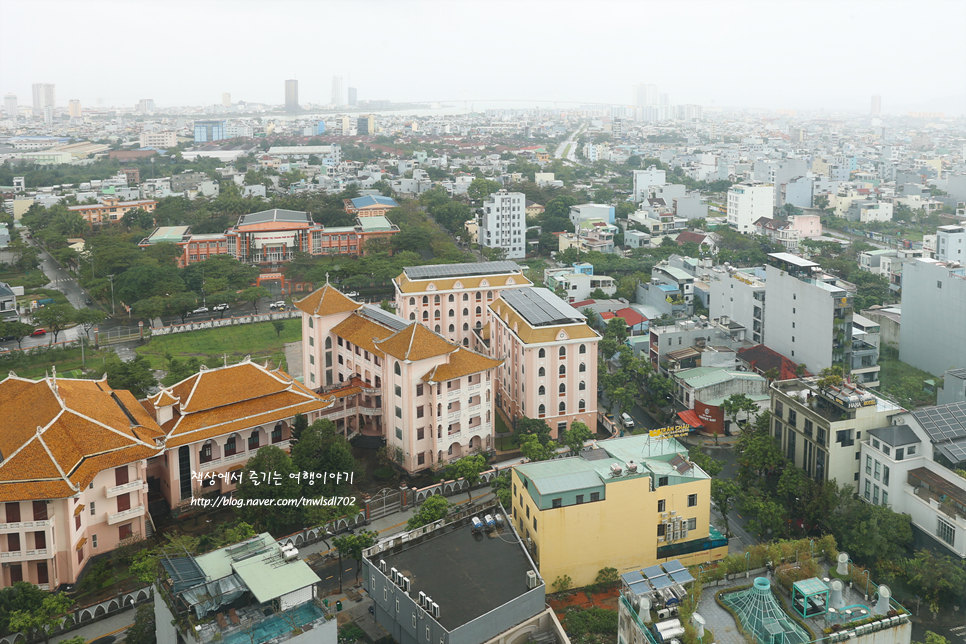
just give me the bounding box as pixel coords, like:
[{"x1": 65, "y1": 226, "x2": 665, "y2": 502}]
[
  {"x1": 0, "y1": 342, "x2": 114, "y2": 380},
  {"x1": 0, "y1": 270, "x2": 49, "y2": 290},
  {"x1": 136, "y1": 319, "x2": 301, "y2": 370}
]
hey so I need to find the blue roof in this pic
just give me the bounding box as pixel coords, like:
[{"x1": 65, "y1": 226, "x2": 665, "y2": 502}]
[{"x1": 351, "y1": 195, "x2": 398, "y2": 208}]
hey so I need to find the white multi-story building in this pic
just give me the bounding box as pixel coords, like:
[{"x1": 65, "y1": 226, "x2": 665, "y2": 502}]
[
  {"x1": 632, "y1": 166, "x2": 666, "y2": 202},
  {"x1": 727, "y1": 182, "x2": 774, "y2": 234},
  {"x1": 484, "y1": 287, "x2": 600, "y2": 440},
  {"x1": 480, "y1": 190, "x2": 526, "y2": 259},
  {"x1": 936, "y1": 225, "x2": 966, "y2": 263},
  {"x1": 393, "y1": 261, "x2": 531, "y2": 346},
  {"x1": 225, "y1": 123, "x2": 254, "y2": 138},
  {"x1": 900, "y1": 258, "x2": 966, "y2": 377},
  {"x1": 32, "y1": 83, "x2": 55, "y2": 114},
  {"x1": 139, "y1": 131, "x2": 178, "y2": 148}
]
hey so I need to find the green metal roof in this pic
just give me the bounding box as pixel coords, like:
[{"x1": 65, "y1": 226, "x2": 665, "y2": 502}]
[
  {"x1": 357, "y1": 215, "x2": 394, "y2": 232},
  {"x1": 722, "y1": 577, "x2": 810, "y2": 644},
  {"x1": 147, "y1": 226, "x2": 190, "y2": 244}
]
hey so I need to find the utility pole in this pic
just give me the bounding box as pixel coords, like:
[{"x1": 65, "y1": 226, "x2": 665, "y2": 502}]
[{"x1": 108, "y1": 275, "x2": 116, "y2": 316}]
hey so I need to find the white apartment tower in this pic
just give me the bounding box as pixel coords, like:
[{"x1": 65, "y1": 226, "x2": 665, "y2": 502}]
[
  {"x1": 480, "y1": 190, "x2": 526, "y2": 259},
  {"x1": 3, "y1": 94, "x2": 17, "y2": 117},
  {"x1": 936, "y1": 225, "x2": 966, "y2": 263},
  {"x1": 31, "y1": 83, "x2": 55, "y2": 115},
  {"x1": 727, "y1": 182, "x2": 775, "y2": 234}
]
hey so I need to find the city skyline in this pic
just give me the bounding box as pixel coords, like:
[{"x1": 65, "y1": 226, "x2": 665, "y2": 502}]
[{"x1": 2, "y1": 0, "x2": 964, "y2": 115}]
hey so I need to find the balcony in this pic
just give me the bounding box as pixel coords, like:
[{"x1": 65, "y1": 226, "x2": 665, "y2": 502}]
[
  {"x1": 107, "y1": 505, "x2": 145, "y2": 526},
  {"x1": 106, "y1": 479, "x2": 145, "y2": 498},
  {"x1": 448, "y1": 389, "x2": 461, "y2": 398},
  {"x1": 0, "y1": 548, "x2": 50, "y2": 562},
  {"x1": 469, "y1": 383, "x2": 482, "y2": 393},
  {"x1": 448, "y1": 411, "x2": 461, "y2": 422},
  {"x1": 0, "y1": 518, "x2": 52, "y2": 534},
  {"x1": 469, "y1": 404, "x2": 481, "y2": 415}
]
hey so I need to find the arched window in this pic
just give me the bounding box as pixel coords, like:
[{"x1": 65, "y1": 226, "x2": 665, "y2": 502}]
[
  {"x1": 579, "y1": 362, "x2": 586, "y2": 373},
  {"x1": 225, "y1": 434, "x2": 237, "y2": 456},
  {"x1": 248, "y1": 429, "x2": 260, "y2": 450},
  {"x1": 463, "y1": 293, "x2": 469, "y2": 301},
  {"x1": 559, "y1": 383, "x2": 566, "y2": 394},
  {"x1": 538, "y1": 367, "x2": 546, "y2": 377},
  {"x1": 448, "y1": 294, "x2": 455, "y2": 302},
  {"x1": 559, "y1": 346, "x2": 566, "y2": 357},
  {"x1": 538, "y1": 385, "x2": 545, "y2": 395},
  {"x1": 579, "y1": 344, "x2": 586, "y2": 354},
  {"x1": 559, "y1": 402, "x2": 566, "y2": 414},
  {"x1": 462, "y1": 323, "x2": 469, "y2": 331},
  {"x1": 476, "y1": 321, "x2": 482, "y2": 329},
  {"x1": 325, "y1": 337, "x2": 332, "y2": 349},
  {"x1": 579, "y1": 399, "x2": 586, "y2": 411},
  {"x1": 476, "y1": 306, "x2": 482, "y2": 315},
  {"x1": 487, "y1": 291, "x2": 493, "y2": 300},
  {"x1": 422, "y1": 296, "x2": 429, "y2": 305},
  {"x1": 410, "y1": 313, "x2": 416, "y2": 320},
  {"x1": 448, "y1": 309, "x2": 454, "y2": 317},
  {"x1": 476, "y1": 292, "x2": 482, "y2": 301},
  {"x1": 462, "y1": 338, "x2": 469, "y2": 346},
  {"x1": 448, "y1": 324, "x2": 455, "y2": 333},
  {"x1": 435, "y1": 325, "x2": 441, "y2": 333},
  {"x1": 434, "y1": 294, "x2": 441, "y2": 304},
  {"x1": 579, "y1": 381, "x2": 586, "y2": 391},
  {"x1": 538, "y1": 404, "x2": 546, "y2": 417},
  {"x1": 559, "y1": 365, "x2": 566, "y2": 375},
  {"x1": 394, "y1": 362, "x2": 401, "y2": 376},
  {"x1": 538, "y1": 348, "x2": 546, "y2": 358},
  {"x1": 435, "y1": 310, "x2": 441, "y2": 319},
  {"x1": 463, "y1": 308, "x2": 469, "y2": 316},
  {"x1": 422, "y1": 310, "x2": 429, "y2": 320}
]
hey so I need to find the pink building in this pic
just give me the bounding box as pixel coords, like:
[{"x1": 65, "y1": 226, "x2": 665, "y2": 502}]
[
  {"x1": 788, "y1": 213, "x2": 822, "y2": 238},
  {"x1": 0, "y1": 372, "x2": 165, "y2": 590},
  {"x1": 482, "y1": 287, "x2": 600, "y2": 440},
  {"x1": 393, "y1": 261, "x2": 532, "y2": 347},
  {"x1": 297, "y1": 284, "x2": 504, "y2": 473}
]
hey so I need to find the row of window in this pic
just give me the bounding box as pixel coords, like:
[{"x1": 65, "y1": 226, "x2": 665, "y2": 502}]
[{"x1": 411, "y1": 292, "x2": 491, "y2": 305}]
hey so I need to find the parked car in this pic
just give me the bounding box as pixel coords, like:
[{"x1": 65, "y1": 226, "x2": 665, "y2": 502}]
[
  {"x1": 188, "y1": 307, "x2": 209, "y2": 316},
  {"x1": 31, "y1": 328, "x2": 47, "y2": 337},
  {"x1": 270, "y1": 301, "x2": 286, "y2": 309},
  {"x1": 213, "y1": 303, "x2": 230, "y2": 312},
  {"x1": 85, "y1": 297, "x2": 93, "y2": 305}
]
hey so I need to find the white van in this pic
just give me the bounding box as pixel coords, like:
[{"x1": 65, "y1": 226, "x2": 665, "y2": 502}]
[{"x1": 621, "y1": 413, "x2": 635, "y2": 429}]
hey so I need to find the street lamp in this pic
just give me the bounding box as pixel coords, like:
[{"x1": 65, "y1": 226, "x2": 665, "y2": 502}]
[{"x1": 745, "y1": 552, "x2": 750, "y2": 578}]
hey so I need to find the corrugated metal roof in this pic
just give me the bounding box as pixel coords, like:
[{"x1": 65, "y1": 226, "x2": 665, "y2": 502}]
[{"x1": 531, "y1": 470, "x2": 604, "y2": 495}]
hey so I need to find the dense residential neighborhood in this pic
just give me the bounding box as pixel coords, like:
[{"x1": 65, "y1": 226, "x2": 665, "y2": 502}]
[{"x1": 2, "y1": 18, "x2": 966, "y2": 644}]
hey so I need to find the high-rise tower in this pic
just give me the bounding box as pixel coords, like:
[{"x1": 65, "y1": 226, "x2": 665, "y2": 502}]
[
  {"x1": 285, "y1": 80, "x2": 299, "y2": 112},
  {"x1": 871, "y1": 94, "x2": 882, "y2": 116},
  {"x1": 32, "y1": 83, "x2": 55, "y2": 115},
  {"x1": 331, "y1": 76, "x2": 343, "y2": 106}
]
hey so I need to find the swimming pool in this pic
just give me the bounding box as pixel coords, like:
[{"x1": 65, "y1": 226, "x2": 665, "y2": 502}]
[{"x1": 220, "y1": 602, "x2": 327, "y2": 644}]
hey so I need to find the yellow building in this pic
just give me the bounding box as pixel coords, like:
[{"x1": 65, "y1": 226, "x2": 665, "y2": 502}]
[{"x1": 510, "y1": 434, "x2": 727, "y2": 588}]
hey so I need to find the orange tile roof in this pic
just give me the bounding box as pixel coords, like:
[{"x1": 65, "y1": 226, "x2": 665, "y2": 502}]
[
  {"x1": 394, "y1": 272, "x2": 531, "y2": 294},
  {"x1": 294, "y1": 284, "x2": 362, "y2": 316},
  {"x1": 374, "y1": 323, "x2": 456, "y2": 362},
  {"x1": 0, "y1": 374, "x2": 164, "y2": 501},
  {"x1": 158, "y1": 361, "x2": 333, "y2": 448},
  {"x1": 489, "y1": 298, "x2": 600, "y2": 345},
  {"x1": 422, "y1": 348, "x2": 503, "y2": 383},
  {"x1": 170, "y1": 362, "x2": 295, "y2": 413},
  {"x1": 330, "y1": 314, "x2": 396, "y2": 358}
]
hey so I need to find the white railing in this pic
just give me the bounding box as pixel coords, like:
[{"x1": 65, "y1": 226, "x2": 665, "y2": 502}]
[
  {"x1": 199, "y1": 457, "x2": 223, "y2": 468},
  {"x1": 0, "y1": 519, "x2": 51, "y2": 533},
  {"x1": 469, "y1": 405, "x2": 481, "y2": 415},
  {"x1": 447, "y1": 431, "x2": 461, "y2": 439},
  {"x1": 358, "y1": 407, "x2": 382, "y2": 416},
  {"x1": 106, "y1": 479, "x2": 145, "y2": 498},
  {"x1": 469, "y1": 383, "x2": 482, "y2": 392},
  {"x1": 107, "y1": 505, "x2": 145, "y2": 525},
  {"x1": 223, "y1": 452, "x2": 248, "y2": 464},
  {"x1": 448, "y1": 389, "x2": 461, "y2": 398},
  {"x1": 447, "y1": 411, "x2": 461, "y2": 421}
]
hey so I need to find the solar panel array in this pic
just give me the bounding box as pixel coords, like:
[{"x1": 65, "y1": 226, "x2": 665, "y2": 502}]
[
  {"x1": 502, "y1": 288, "x2": 585, "y2": 327},
  {"x1": 405, "y1": 261, "x2": 521, "y2": 280},
  {"x1": 360, "y1": 304, "x2": 410, "y2": 332},
  {"x1": 912, "y1": 403, "x2": 966, "y2": 465},
  {"x1": 621, "y1": 560, "x2": 691, "y2": 595}
]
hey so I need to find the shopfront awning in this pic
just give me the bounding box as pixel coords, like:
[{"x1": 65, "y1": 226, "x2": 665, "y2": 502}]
[{"x1": 678, "y1": 409, "x2": 704, "y2": 430}]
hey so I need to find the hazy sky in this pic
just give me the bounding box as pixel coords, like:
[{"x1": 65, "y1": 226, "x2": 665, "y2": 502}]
[{"x1": 2, "y1": 0, "x2": 965, "y2": 113}]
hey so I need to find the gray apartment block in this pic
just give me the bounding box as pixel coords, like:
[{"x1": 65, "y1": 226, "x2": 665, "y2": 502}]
[
  {"x1": 363, "y1": 510, "x2": 545, "y2": 644},
  {"x1": 709, "y1": 267, "x2": 766, "y2": 345},
  {"x1": 900, "y1": 259, "x2": 966, "y2": 377}
]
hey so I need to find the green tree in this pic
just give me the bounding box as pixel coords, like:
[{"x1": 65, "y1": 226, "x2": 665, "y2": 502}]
[
  {"x1": 8, "y1": 592, "x2": 74, "y2": 644},
  {"x1": 561, "y1": 421, "x2": 594, "y2": 455},
  {"x1": 165, "y1": 291, "x2": 199, "y2": 324},
  {"x1": 240, "y1": 286, "x2": 271, "y2": 313},
  {"x1": 450, "y1": 454, "x2": 487, "y2": 502},
  {"x1": 720, "y1": 393, "x2": 760, "y2": 441},
  {"x1": 467, "y1": 178, "x2": 502, "y2": 203},
  {"x1": 0, "y1": 582, "x2": 48, "y2": 635},
  {"x1": 903, "y1": 550, "x2": 966, "y2": 615},
  {"x1": 710, "y1": 478, "x2": 741, "y2": 536},
  {"x1": 236, "y1": 446, "x2": 302, "y2": 533},
  {"x1": 73, "y1": 308, "x2": 106, "y2": 338},
  {"x1": 0, "y1": 321, "x2": 37, "y2": 349},
  {"x1": 514, "y1": 416, "x2": 553, "y2": 446},
  {"x1": 290, "y1": 420, "x2": 357, "y2": 497},
  {"x1": 291, "y1": 413, "x2": 309, "y2": 441},
  {"x1": 125, "y1": 604, "x2": 157, "y2": 644},
  {"x1": 332, "y1": 530, "x2": 379, "y2": 590},
  {"x1": 406, "y1": 496, "x2": 450, "y2": 530},
  {"x1": 32, "y1": 304, "x2": 74, "y2": 344},
  {"x1": 740, "y1": 492, "x2": 786, "y2": 539},
  {"x1": 492, "y1": 471, "x2": 512, "y2": 507},
  {"x1": 372, "y1": 180, "x2": 393, "y2": 197},
  {"x1": 520, "y1": 434, "x2": 558, "y2": 462},
  {"x1": 102, "y1": 355, "x2": 158, "y2": 398},
  {"x1": 132, "y1": 296, "x2": 167, "y2": 324},
  {"x1": 272, "y1": 319, "x2": 285, "y2": 338}
]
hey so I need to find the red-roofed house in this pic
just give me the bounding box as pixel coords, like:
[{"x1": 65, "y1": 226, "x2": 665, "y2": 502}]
[
  {"x1": 675, "y1": 230, "x2": 718, "y2": 254},
  {"x1": 737, "y1": 344, "x2": 809, "y2": 380}
]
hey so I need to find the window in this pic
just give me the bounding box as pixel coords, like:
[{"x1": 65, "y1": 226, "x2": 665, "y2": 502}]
[
  {"x1": 590, "y1": 492, "x2": 600, "y2": 502},
  {"x1": 526, "y1": 506, "x2": 530, "y2": 518},
  {"x1": 658, "y1": 476, "x2": 668, "y2": 487},
  {"x1": 874, "y1": 460, "x2": 881, "y2": 480},
  {"x1": 559, "y1": 383, "x2": 566, "y2": 394},
  {"x1": 538, "y1": 385, "x2": 545, "y2": 395},
  {"x1": 396, "y1": 427, "x2": 403, "y2": 440},
  {"x1": 90, "y1": 501, "x2": 95, "y2": 516},
  {"x1": 579, "y1": 362, "x2": 586, "y2": 372},
  {"x1": 559, "y1": 346, "x2": 566, "y2": 357},
  {"x1": 803, "y1": 418, "x2": 813, "y2": 437},
  {"x1": 395, "y1": 385, "x2": 402, "y2": 397},
  {"x1": 775, "y1": 402, "x2": 783, "y2": 419},
  {"x1": 539, "y1": 348, "x2": 546, "y2": 358},
  {"x1": 816, "y1": 427, "x2": 826, "y2": 446},
  {"x1": 576, "y1": 495, "x2": 584, "y2": 504},
  {"x1": 271, "y1": 424, "x2": 282, "y2": 443},
  {"x1": 552, "y1": 498, "x2": 562, "y2": 508},
  {"x1": 896, "y1": 447, "x2": 904, "y2": 460},
  {"x1": 658, "y1": 499, "x2": 665, "y2": 512},
  {"x1": 578, "y1": 381, "x2": 586, "y2": 390},
  {"x1": 538, "y1": 404, "x2": 546, "y2": 417},
  {"x1": 907, "y1": 445, "x2": 916, "y2": 456},
  {"x1": 225, "y1": 435, "x2": 236, "y2": 456},
  {"x1": 558, "y1": 402, "x2": 566, "y2": 414},
  {"x1": 559, "y1": 365, "x2": 566, "y2": 375},
  {"x1": 539, "y1": 367, "x2": 545, "y2": 377},
  {"x1": 873, "y1": 485, "x2": 879, "y2": 505},
  {"x1": 883, "y1": 465, "x2": 890, "y2": 485},
  {"x1": 463, "y1": 308, "x2": 469, "y2": 316},
  {"x1": 787, "y1": 410, "x2": 797, "y2": 426},
  {"x1": 579, "y1": 344, "x2": 586, "y2": 354},
  {"x1": 881, "y1": 490, "x2": 888, "y2": 506},
  {"x1": 864, "y1": 480, "x2": 871, "y2": 500},
  {"x1": 688, "y1": 518, "x2": 697, "y2": 530},
  {"x1": 416, "y1": 384, "x2": 423, "y2": 396},
  {"x1": 688, "y1": 494, "x2": 697, "y2": 507},
  {"x1": 866, "y1": 456, "x2": 872, "y2": 474},
  {"x1": 394, "y1": 362, "x2": 401, "y2": 376},
  {"x1": 249, "y1": 430, "x2": 260, "y2": 450},
  {"x1": 92, "y1": 535, "x2": 97, "y2": 549},
  {"x1": 396, "y1": 406, "x2": 402, "y2": 419},
  {"x1": 533, "y1": 517, "x2": 537, "y2": 531},
  {"x1": 417, "y1": 406, "x2": 424, "y2": 418}
]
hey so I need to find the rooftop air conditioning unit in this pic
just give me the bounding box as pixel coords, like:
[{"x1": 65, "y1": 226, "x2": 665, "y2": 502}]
[
  {"x1": 527, "y1": 570, "x2": 539, "y2": 589},
  {"x1": 431, "y1": 602, "x2": 440, "y2": 619},
  {"x1": 661, "y1": 512, "x2": 668, "y2": 520},
  {"x1": 390, "y1": 567, "x2": 398, "y2": 583},
  {"x1": 379, "y1": 559, "x2": 387, "y2": 573},
  {"x1": 402, "y1": 576, "x2": 411, "y2": 592},
  {"x1": 527, "y1": 537, "x2": 534, "y2": 550},
  {"x1": 419, "y1": 591, "x2": 427, "y2": 607}
]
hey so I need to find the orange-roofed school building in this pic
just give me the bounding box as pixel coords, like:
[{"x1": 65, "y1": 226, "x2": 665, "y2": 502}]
[
  {"x1": 141, "y1": 360, "x2": 333, "y2": 512},
  {"x1": 296, "y1": 284, "x2": 503, "y2": 474},
  {"x1": 0, "y1": 371, "x2": 165, "y2": 590}
]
